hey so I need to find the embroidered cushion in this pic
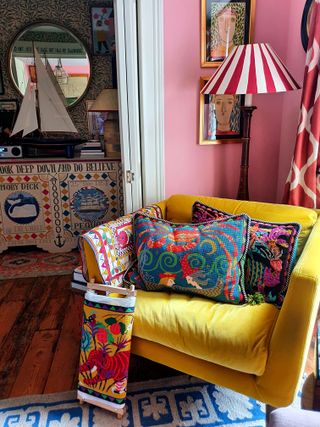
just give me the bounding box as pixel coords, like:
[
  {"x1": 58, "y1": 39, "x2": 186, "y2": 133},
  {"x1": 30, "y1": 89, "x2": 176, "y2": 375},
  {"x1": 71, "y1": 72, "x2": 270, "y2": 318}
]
[
  {"x1": 81, "y1": 205, "x2": 162, "y2": 286},
  {"x1": 123, "y1": 261, "x2": 147, "y2": 290},
  {"x1": 192, "y1": 201, "x2": 301, "y2": 306},
  {"x1": 132, "y1": 212, "x2": 251, "y2": 304}
]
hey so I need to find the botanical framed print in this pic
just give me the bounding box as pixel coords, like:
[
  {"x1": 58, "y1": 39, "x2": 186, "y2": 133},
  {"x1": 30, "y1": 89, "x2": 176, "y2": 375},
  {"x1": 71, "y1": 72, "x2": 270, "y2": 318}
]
[
  {"x1": 301, "y1": 0, "x2": 314, "y2": 52},
  {"x1": 201, "y1": 0, "x2": 256, "y2": 67},
  {"x1": 90, "y1": 2, "x2": 115, "y2": 55},
  {"x1": 199, "y1": 77, "x2": 243, "y2": 145}
]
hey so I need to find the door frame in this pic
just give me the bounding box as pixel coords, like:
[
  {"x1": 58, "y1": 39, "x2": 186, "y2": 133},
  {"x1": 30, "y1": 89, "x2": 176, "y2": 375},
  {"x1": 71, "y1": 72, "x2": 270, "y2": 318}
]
[{"x1": 114, "y1": 0, "x2": 165, "y2": 212}]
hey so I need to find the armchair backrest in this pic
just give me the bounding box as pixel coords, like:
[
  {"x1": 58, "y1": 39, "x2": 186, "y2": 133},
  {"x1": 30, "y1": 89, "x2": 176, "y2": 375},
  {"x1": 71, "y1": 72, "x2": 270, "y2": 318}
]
[
  {"x1": 80, "y1": 194, "x2": 318, "y2": 284},
  {"x1": 164, "y1": 194, "x2": 318, "y2": 257}
]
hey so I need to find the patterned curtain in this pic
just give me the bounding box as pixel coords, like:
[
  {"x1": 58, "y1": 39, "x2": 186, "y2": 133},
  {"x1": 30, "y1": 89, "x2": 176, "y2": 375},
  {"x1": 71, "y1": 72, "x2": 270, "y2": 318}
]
[{"x1": 283, "y1": 0, "x2": 320, "y2": 208}]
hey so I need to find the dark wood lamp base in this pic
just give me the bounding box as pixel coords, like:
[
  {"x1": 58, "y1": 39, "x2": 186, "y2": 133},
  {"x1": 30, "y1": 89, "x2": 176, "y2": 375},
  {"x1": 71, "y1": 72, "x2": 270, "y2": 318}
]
[{"x1": 236, "y1": 106, "x2": 257, "y2": 201}]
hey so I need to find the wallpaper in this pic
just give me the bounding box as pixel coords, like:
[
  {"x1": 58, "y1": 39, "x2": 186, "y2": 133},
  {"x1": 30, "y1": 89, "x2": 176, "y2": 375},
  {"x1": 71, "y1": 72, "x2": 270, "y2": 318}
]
[{"x1": 0, "y1": 0, "x2": 113, "y2": 138}]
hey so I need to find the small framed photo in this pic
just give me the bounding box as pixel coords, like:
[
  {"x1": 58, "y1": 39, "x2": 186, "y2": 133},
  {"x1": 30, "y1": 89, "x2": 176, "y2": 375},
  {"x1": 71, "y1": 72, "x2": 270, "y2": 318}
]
[
  {"x1": 86, "y1": 100, "x2": 108, "y2": 140},
  {"x1": 0, "y1": 64, "x2": 4, "y2": 95},
  {"x1": 90, "y1": 3, "x2": 115, "y2": 55},
  {"x1": 0, "y1": 100, "x2": 19, "y2": 140},
  {"x1": 201, "y1": 0, "x2": 256, "y2": 68},
  {"x1": 199, "y1": 77, "x2": 243, "y2": 145}
]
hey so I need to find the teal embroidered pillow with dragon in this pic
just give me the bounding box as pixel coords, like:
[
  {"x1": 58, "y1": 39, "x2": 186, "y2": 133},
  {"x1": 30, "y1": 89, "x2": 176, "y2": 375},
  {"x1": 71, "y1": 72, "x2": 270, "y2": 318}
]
[
  {"x1": 132, "y1": 212, "x2": 251, "y2": 304},
  {"x1": 192, "y1": 201, "x2": 301, "y2": 306}
]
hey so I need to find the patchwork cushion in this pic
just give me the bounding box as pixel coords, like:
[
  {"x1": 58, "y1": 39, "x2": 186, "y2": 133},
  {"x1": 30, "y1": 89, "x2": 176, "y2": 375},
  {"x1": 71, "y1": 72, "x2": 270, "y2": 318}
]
[
  {"x1": 192, "y1": 201, "x2": 301, "y2": 306},
  {"x1": 81, "y1": 205, "x2": 162, "y2": 286},
  {"x1": 132, "y1": 212, "x2": 251, "y2": 304}
]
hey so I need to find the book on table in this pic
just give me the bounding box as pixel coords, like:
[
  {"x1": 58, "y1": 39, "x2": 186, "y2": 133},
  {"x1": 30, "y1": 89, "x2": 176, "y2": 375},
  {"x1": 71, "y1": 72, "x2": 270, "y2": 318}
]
[{"x1": 71, "y1": 266, "x2": 87, "y2": 292}]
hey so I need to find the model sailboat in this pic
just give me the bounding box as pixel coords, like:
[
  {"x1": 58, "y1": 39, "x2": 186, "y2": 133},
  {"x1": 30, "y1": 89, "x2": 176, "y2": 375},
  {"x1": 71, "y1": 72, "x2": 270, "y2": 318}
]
[{"x1": 10, "y1": 48, "x2": 83, "y2": 157}]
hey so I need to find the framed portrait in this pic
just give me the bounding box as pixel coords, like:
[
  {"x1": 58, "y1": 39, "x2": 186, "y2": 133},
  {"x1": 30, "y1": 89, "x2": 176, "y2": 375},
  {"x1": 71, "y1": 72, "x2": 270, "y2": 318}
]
[
  {"x1": 199, "y1": 77, "x2": 243, "y2": 145},
  {"x1": 90, "y1": 3, "x2": 115, "y2": 55},
  {"x1": 201, "y1": 0, "x2": 256, "y2": 67},
  {"x1": 0, "y1": 64, "x2": 4, "y2": 95},
  {"x1": 301, "y1": 0, "x2": 314, "y2": 52},
  {"x1": 0, "y1": 100, "x2": 19, "y2": 140}
]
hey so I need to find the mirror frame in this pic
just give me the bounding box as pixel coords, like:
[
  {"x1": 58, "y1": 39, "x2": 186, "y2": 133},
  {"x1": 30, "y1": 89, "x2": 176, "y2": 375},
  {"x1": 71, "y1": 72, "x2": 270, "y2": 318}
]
[
  {"x1": 7, "y1": 21, "x2": 92, "y2": 109},
  {"x1": 301, "y1": 0, "x2": 314, "y2": 52}
]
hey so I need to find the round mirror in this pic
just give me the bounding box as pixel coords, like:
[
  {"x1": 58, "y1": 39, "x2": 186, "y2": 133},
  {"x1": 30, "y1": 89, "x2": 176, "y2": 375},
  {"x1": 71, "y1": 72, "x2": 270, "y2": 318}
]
[{"x1": 9, "y1": 23, "x2": 91, "y2": 107}]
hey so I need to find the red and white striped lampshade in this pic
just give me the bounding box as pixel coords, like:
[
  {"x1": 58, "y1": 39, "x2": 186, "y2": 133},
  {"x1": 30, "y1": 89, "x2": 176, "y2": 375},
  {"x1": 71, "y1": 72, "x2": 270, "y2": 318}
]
[{"x1": 201, "y1": 43, "x2": 300, "y2": 96}]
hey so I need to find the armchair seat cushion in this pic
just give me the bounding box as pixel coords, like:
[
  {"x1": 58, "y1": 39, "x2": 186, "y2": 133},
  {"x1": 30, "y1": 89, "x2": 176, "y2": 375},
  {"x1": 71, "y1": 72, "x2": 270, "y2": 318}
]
[{"x1": 133, "y1": 290, "x2": 279, "y2": 376}]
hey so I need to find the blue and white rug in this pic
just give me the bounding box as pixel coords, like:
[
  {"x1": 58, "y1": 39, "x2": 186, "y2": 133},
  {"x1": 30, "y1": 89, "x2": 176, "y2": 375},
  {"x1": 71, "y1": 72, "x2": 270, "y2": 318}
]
[{"x1": 0, "y1": 375, "x2": 266, "y2": 426}]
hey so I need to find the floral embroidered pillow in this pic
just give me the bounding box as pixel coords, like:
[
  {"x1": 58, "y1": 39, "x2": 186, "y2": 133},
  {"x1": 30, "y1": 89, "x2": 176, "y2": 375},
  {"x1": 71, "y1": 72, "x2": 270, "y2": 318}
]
[
  {"x1": 132, "y1": 212, "x2": 251, "y2": 304},
  {"x1": 192, "y1": 201, "x2": 301, "y2": 306}
]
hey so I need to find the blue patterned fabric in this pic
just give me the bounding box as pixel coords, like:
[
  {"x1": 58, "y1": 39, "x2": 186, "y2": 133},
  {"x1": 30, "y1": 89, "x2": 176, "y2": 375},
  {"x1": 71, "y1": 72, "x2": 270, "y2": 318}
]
[
  {"x1": 0, "y1": 376, "x2": 267, "y2": 426},
  {"x1": 192, "y1": 201, "x2": 301, "y2": 306},
  {"x1": 132, "y1": 213, "x2": 251, "y2": 304}
]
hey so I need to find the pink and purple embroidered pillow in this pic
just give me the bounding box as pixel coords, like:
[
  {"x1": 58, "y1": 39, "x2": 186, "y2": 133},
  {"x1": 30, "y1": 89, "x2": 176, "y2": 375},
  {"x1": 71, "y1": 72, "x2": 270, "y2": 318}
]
[
  {"x1": 130, "y1": 212, "x2": 251, "y2": 304},
  {"x1": 192, "y1": 201, "x2": 301, "y2": 306}
]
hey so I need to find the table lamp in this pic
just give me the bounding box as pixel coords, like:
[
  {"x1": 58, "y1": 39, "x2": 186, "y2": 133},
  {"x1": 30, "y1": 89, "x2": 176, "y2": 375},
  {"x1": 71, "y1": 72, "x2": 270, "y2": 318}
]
[
  {"x1": 89, "y1": 88, "x2": 120, "y2": 158},
  {"x1": 201, "y1": 43, "x2": 300, "y2": 200}
]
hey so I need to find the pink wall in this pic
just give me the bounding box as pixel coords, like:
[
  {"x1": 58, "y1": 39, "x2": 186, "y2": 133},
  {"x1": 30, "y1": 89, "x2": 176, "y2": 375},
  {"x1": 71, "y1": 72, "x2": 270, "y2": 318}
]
[
  {"x1": 276, "y1": 2, "x2": 306, "y2": 201},
  {"x1": 164, "y1": 0, "x2": 306, "y2": 202}
]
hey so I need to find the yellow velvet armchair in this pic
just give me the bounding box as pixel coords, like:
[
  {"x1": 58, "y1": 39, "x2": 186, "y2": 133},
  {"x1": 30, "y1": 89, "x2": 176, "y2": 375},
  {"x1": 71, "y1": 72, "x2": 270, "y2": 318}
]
[{"x1": 80, "y1": 194, "x2": 320, "y2": 407}]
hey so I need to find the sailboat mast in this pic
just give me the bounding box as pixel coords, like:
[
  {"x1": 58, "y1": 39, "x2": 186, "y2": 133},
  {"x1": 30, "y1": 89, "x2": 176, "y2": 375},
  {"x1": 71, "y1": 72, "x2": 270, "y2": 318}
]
[{"x1": 32, "y1": 42, "x2": 42, "y2": 133}]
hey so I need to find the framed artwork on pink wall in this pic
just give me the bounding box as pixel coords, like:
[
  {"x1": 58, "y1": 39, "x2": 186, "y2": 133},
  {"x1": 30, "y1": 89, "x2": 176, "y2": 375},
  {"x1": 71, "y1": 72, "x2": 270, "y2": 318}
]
[
  {"x1": 199, "y1": 77, "x2": 243, "y2": 145},
  {"x1": 201, "y1": 0, "x2": 256, "y2": 68}
]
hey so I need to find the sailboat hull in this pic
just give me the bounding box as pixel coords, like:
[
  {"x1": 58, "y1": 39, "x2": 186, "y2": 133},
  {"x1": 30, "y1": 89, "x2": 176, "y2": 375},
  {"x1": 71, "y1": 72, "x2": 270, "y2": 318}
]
[
  {"x1": 13, "y1": 137, "x2": 85, "y2": 158},
  {"x1": 19, "y1": 137, "x2": 85, "y2": 147}
]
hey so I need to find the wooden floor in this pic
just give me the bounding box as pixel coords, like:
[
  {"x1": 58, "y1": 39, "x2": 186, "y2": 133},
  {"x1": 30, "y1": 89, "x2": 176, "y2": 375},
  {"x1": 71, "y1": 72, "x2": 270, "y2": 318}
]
[
  {"x1": 0, "y1": 274, "x2": 317, "y2": 399},
  {"x1": 0, "y1": 274, "x2": 178, "y2": 399},
  {"x1": 0, "y1": 275, "x2": 83, "y2": 399}
]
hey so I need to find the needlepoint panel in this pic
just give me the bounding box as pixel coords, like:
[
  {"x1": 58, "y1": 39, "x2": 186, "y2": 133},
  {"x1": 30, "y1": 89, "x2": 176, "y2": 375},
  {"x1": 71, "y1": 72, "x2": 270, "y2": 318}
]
[{"x1": 0, "y1": 159, "x2": 123, "y2": 253}]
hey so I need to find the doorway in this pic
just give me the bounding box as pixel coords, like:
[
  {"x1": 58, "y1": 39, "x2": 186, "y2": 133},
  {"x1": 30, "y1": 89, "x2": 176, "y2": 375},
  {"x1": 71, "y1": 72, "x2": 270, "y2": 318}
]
[{"x1": 114, "y1": 0, "x2": 165, "y2": 212}]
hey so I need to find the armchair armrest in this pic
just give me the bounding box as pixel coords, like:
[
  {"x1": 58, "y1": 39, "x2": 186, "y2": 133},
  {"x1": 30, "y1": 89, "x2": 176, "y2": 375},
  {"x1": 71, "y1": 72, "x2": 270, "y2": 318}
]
[{"x1": 257, "y1": 217, "x2": 320, "y2": 406}]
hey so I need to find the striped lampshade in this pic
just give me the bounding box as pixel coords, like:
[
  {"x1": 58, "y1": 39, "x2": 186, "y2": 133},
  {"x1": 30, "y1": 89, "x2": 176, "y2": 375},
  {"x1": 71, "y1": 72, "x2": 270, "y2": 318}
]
[{"x1": 201, "y1": 43, "x2": 300, "y2": 96}]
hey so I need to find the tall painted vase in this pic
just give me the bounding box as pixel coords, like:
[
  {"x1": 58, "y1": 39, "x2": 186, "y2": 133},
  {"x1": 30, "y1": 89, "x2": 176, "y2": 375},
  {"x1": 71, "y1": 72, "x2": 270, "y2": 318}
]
[{"x1": 77, "y1": 283, "x2": 136, "y2": 417}]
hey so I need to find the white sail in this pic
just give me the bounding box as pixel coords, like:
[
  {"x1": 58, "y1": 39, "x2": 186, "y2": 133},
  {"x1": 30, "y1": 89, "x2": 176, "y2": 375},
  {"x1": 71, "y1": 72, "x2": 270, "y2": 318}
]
[
  {"x1": 34, "y1": 49, "x2": 78, "y2": 134},
  {"x1": 45, "y1": 57, "x2": 68, "y2": 107},
  {"x1": 10, "y1": 79, "x2": 38, "y2": 137}
]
